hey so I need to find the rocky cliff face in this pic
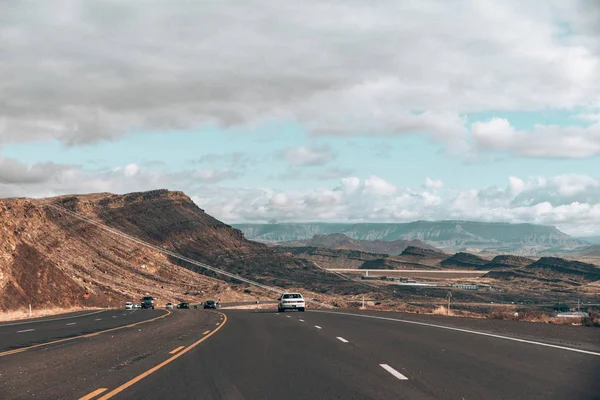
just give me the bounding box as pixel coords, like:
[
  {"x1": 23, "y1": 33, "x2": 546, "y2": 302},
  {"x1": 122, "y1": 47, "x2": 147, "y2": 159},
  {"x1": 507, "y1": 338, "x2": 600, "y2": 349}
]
[{"x1": 0, "y1": 190, "x2": 363, "y2": 311}]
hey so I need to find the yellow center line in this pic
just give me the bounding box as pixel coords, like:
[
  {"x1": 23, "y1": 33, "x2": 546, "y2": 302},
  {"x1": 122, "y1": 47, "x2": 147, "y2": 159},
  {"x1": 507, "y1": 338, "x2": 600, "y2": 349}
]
[
  {"x1": 98, "y1": 312, "x2": 228, "y2": 400},
  {"x1": 0, "y1": 311, "x2": 172, "y2": 358},
  {"x1": 202, "y1": 330, "x2": 211, "y2": 335},
  {"x1": 168, "y1": 346, "x2": 185, "y2": 355},
  {"x1": 78, "y1": 387, "x2": 107, "y2": 400}
]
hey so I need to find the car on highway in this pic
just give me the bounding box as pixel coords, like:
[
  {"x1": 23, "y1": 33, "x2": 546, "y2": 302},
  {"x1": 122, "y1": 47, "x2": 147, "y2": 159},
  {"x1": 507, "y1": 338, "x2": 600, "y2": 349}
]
[
  {"x1": 177, "y1": 302, "x2": 190, "y2": 309},
  {"x1": 278, "y1": 293, "x2": 305, "y2": 312},
  {"x1": 125, "y1": 302, "x2": 134, "y2": 310},
  {"x1": 141, "y1": 296, "x2": 155, "y2": 309},
  {"x1": 134, "y1": 303, "x2": 141, "y2": 309},
  {"x1": 166, "y1": 302, "x2": 174, "y2": 310},
  {"x1": 203, "y1": 300, "x2": 217, "y2": 309}
]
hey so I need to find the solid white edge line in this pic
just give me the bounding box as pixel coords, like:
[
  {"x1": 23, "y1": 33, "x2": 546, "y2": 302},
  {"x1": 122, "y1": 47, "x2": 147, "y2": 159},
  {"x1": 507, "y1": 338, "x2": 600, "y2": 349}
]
[
  {"x1": 336, "y1": 337, "x2": 349, "y2": 343},
  {"x1": 310, "y1": 311, "x2": 600, "y2": 357},
  {"x1": 0, "y1": 310, "x2": 107, "y2": 328},
  {"x1": 17, "y1": 329, "x2": 35, "y2": 333},
  {"x1": 380, "y1": 364, "x2": 408, "y2": 380}
]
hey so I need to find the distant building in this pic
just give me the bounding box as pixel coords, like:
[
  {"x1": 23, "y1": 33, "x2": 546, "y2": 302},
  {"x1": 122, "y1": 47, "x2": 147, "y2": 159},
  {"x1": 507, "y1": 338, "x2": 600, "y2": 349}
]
[{"x1": 455, "y1": 284, "x2": 478, "y2": 290}]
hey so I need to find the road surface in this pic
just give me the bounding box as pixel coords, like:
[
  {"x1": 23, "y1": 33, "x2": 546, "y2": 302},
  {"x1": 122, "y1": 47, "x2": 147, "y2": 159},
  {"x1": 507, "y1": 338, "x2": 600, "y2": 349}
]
[
  {"x1": 327, "y1": 269, "x2": 489, "y2": 278},
  {"x1": 0, "y1": 308, "x2": 598, "y2": 399}
]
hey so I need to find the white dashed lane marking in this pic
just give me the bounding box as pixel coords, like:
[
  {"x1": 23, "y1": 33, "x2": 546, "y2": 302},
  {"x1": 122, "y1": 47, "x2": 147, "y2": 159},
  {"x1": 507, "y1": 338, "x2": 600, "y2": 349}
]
[
  {"x1": 336, "y1": 337, "x2": 349, "y2": 343},
  {"x1": 286, "y1": 316, "x2": 291, "y2": 318},
  {"x1": 299, "y1": 319, "x2": 305, "y2": 322},
  {"x1": 380, "y1": 364, "x2": 409, "y2": 380},
  {"x1": 17, "y1": 329, "x2": 35, "y2": 333},
  {"x1": 66, "y1": 322, "x2": 76, "y2": 326},
  {"x1": 94, "y1": 318, "x2": 102, "y2": 321},
  {"x1": 314, "y1": 326, "x2": 322, "y2": 329}
]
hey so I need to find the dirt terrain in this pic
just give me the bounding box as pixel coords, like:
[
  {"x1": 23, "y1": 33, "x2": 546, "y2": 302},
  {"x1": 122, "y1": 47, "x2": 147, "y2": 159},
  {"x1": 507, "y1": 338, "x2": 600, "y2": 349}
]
[{"x1": 0, "y1": 190, "x2": 367, "y2": 312}]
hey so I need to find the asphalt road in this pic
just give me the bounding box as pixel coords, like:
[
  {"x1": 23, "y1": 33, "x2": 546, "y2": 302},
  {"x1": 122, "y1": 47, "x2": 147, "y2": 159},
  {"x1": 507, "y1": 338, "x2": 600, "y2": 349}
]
[
  {"x1": 0, "y1": 308, "x2": 598, "y2": 400},
  {"x1": 0, "y1": 309, "x2": 168, "y2": 353}
]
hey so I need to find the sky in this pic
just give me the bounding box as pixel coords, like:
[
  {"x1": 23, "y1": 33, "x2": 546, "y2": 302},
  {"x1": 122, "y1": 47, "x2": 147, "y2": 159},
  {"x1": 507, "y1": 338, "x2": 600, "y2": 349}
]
[{"x1": 1, "y1": 0, "x2": 600, "y2": 236}]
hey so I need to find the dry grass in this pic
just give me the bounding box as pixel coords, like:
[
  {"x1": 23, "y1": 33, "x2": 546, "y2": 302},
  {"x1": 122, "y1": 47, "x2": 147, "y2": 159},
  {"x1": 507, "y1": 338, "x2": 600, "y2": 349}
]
[
  {"x1": 432, "y1": 306, "x2": 454, "y2": 316},
  {"x1": 0, "y1": 306, "x2": 104, "y2": 323}
]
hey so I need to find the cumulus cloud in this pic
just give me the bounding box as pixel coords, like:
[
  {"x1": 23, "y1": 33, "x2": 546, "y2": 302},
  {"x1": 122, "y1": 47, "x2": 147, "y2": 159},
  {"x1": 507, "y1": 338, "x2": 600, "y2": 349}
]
[
  {"x1": 424, "y1": 178, "x2": 444, "y2": 190},
  {"x1": 4, "y1": 158, "x2": 600, "y2": 235},
  {"x1": 281, "y1": 146, "x2": 335, "y2": 166},
  {"x1": 1, "y1": 1, "x2": 599, "y2": 149},
  {"x1": 472, "y1": 118, "x2": 600, "y2": 158}
]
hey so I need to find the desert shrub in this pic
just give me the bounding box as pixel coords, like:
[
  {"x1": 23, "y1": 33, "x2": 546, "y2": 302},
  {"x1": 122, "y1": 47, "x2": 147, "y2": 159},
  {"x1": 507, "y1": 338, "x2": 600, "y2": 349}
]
[
  {"x1": 583, "y1": 310, "x2": 600, "y2": 327},
  {"x1": 487, "y1": 306, "x2": 515, "y2": 320}
]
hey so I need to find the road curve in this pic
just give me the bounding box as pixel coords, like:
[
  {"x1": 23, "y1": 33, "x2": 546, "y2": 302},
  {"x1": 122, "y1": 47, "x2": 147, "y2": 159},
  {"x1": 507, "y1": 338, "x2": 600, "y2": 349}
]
[{"x1": 0, "y1": 308, "x2": 598, "y2": 399}]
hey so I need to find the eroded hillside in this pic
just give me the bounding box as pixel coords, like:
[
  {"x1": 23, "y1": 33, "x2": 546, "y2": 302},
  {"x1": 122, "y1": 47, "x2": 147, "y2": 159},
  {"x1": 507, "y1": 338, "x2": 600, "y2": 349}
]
[{"x1": 0, "y1": 190, "x2": 364, "y2": 311}]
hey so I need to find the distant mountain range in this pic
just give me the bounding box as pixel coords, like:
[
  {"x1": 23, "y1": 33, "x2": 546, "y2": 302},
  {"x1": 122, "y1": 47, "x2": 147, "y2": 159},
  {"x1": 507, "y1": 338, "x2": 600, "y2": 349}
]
[
  {"x1": 275, "y1": 233, "x2": 437, "y2": 255},
  {"x1": 234, "y1": 221, "x2": 589, "y2": 254}
]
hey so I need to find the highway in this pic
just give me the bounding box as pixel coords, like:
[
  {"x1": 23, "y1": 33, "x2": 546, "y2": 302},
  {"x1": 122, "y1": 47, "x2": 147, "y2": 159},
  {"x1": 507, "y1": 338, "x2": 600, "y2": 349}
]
[{"x1": 0, "y1": 308, "x2": 598, "y2": 400}]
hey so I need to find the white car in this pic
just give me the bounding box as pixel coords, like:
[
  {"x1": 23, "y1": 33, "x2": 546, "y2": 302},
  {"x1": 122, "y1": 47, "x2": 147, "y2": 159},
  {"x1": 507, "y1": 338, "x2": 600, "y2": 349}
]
[
  {"x1": 278, "y1": 293, "x2": 305, "y2": 312},
  {"x1": 125, "y1": 302, "x2": 134, "y2": 310}
]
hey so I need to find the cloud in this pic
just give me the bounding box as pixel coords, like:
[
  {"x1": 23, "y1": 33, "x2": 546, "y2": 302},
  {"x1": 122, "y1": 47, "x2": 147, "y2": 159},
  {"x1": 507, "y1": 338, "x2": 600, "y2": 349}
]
[
  {"x1": 364, "y1": 175, "x2": 396, "y2": 196},
  {"x1": 472, "y1": 118, "x2": 600, "y2": 158},
  {"x1": 0, "y1": 156, "x2": 75, "y2": 184},
  {"x1": 194, "y1": 173, "x2": 600, "y2": 236},
  {"x1": 1, "y1": 1, "x2": 598, "y2": 148},
  {"x1": 424, "y1": 178, "x2": 444, "y2": 190},
  {"x1": 191, "y1": 168, "x2": 239, "y2": 183},
  {"x1": 4, "y1": 158, "x2": 600, "y2": 236},
  {"x1": 281, "y1": 146, "x2": 335, "y2": 166}
]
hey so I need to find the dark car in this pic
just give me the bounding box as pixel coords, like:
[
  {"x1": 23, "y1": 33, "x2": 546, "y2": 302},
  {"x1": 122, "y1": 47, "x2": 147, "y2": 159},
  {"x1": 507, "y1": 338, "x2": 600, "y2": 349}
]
[
  {"x1": 203, "y1": 300, "x2": 217, "y2": 309},
  {"x1": 178, "y1": 302, "x2": 190, "y2": 309},
  {"x1": 141, "y1": 296, "x2": 155, "y2": 309}
]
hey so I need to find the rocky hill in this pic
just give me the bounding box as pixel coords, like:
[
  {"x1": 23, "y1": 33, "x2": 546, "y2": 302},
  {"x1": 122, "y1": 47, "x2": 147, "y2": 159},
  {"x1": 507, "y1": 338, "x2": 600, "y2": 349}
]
[
  {"x1": 525, "y1": 257, "x2": 600, "y2": 281},
  {"x1": 235, "y1": 221, "x2": 586, "y2": 254},
  {"x1": 485, "y1": 255, "x2": 533, "y2": 269},
  {"x1": 277, "y1": 233, "x2": 435, "y2": 255},
  {"x1": 0, "y1": 190, "x2": 364, "y2": 311},
  {"x1": 279, "y1": 246, "x2": 386, "y2": 270},
  {"x1": 440, "y1": 252, "x2": 489, "y2": 269},
  {"x1": 358, "y1": 258, "x2": 437, "y2": 270},
  {"x1": 485, "y1": 256, "x2": 600, "y2": 284}
]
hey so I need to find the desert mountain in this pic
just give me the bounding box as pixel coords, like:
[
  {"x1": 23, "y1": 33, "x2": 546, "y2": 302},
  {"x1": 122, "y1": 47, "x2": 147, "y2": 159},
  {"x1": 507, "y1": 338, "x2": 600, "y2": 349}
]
[
  {"x1": 235, "y1": 221, "x2": 586, "y2": 254},
  {"x1": 485, "y1": 257, "x2": 600, "y2": 283},
  {"x1": 485, "y1": 255, "x2": 533, "y2": 269},
  {"x1": 440, "y1": 252, "x2": 489, "y2": 269},
  {"x1": 279, "y1": 246, "x2": 386, "y2": 270},
  {"x1": 0, "y1": 190, "x2": 364, "y2": 311},
  {"x1": 277, "y1": 233, "x2": 436, "y2": 255}
]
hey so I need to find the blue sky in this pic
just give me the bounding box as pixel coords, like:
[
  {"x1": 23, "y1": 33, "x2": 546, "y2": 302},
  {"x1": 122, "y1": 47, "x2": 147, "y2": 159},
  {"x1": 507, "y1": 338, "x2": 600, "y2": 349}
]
[
  {"x1": 1, "y1": 1, "x2": 600, "y2": 236},
  {"x1": 3, "y1": 112, "x2": 598, "y2": 191}
]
